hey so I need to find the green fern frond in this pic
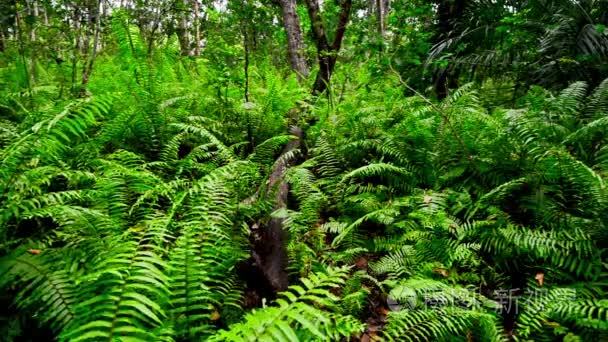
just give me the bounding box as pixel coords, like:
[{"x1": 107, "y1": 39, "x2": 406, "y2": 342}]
[
  {"x1": 61, "y1": 229, "x2": 170, "y2": 342},
  {"x1": 0, "y1": 251, "x2": 76, "y2": 331},
  {"x1": 249, "y1": 135, "x2": 296, "y2": 164},
  {"x1": 483, "y1": 225, "x2": 601, "y2": 278},
  {"x1": 584, "y1": 78, "x2": 608, "y2": 118},
  {"x1": 341, "y1": 163, "x2": 411, "y2": 184},
  {"x1": 383, "y1": 306, "x2": 504, "y2": 342},
  {"x1": 208, "y1": 267, "x2": 364, "y2": 341}
]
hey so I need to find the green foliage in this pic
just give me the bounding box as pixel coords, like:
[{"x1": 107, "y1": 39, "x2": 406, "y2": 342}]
[
  {"x1": 0, "y1": 3, "x2": 607, "y2": 341},
  {"x1": 208, "y1": 267, "x2": 364, "y2": 341},
  {"x1": 301, "y1": 77, "x2": 607, "y2": 341},
  {"x1": 1, "y1": 251, "x2": 76, "y2": 332}
]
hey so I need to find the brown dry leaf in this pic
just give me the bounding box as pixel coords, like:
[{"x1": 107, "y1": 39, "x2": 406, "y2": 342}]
[
  {"x1": 535, "y1": 272, "x2": 544, "y2": 286},
  {"x1": 376, "y1": 306, "x2": 389, "y2": 316},
  {"x1": 210, "y1": 310, "x2": 221, "y2": 321},
  {"x1": 27, "y1": 249, "x2": 41, "y2": 255},
  {"x1": 361, "y1": 331, "x2": 381, "y2": 342},
  {"x1": 355, "y1": 257, "x2": 368, "y2": 269},
  {"x1": 433, "y1": 268, "x2": 449, "y2": 277}
]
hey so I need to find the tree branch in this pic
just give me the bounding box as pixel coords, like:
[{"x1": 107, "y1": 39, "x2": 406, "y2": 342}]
[
  {"x1": 304, "y1": 0, "x2": 330, "y2": 51},
  {"x1": 332, "y1": 0, "x2": 352, "y2": 51}
]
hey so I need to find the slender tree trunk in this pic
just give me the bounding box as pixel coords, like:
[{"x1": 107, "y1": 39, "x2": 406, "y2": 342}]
[
  {"x1": 43, "y1": 3, "x2": 48, "y2": 26},
  {"x1": 15, "y1": 8, "x2": 32, "y2": 95},
  {"x1": 243, "y1": 29, "x2": 250, "y2": 102},
  {"x1": 304, "y1": 0, "x2": 352, "y2": 95},
  {"x1": 176, "y1": 0, "x2": 190, "y2": 56},
  {"x1": 80, "y1": 4, "x2": 90, "y2": 80},
  {"x1": 376, "y1": 0, "x2": 389, "y2": 55},
  {"x1": 26, "y1": 0, "x2": 39, "y2": 82},
  {"x1": 146, "y1": 6, "x2": 163, "y2": 56},
  {"x1": 192, "y1": 0, "x2": 200, "y2": 56},
  {"x1": 432, "y1": 0, "x2": 466, "y2": 99},
  {"x1": 30, "y1": 0, "x2": 38, "y2": 42},
  {"x1": 278, "y1": 0, "x2": 309, "y2": 80},
  {"x1": 81, "y1": 0, "x2": 102, "y2": 95},
  {"x1": 71, "y1": 8, "x2": 80, "y2": 94},
  {"x1": 0, "y1": 29, "x2": 5, "y2": 53},
  {"x1": 376, "y1": 0, "x2": 387, "y2": 39}
]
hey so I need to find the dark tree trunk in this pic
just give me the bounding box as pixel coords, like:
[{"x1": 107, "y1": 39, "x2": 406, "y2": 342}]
[
  {"x1": 250, "y1": 125, "x2": 305, "y2": 294},
  {"x1": 0, "y1": 0, "x2": 16, "y2": 53},
  {"x1": 432, "y1": 0, "x2": 466, "y2": 99},
  {"x1": 279, "y1": 0, "x2": 309, "y2": 80},
  {"x1": 0, "y1": 30, "x2": 5, "y2": 53},
  {"x1": 304, "y1": 0, "x2": 352, "y2": 95}
]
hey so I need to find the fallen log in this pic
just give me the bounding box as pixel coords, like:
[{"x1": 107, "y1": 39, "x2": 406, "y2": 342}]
[{"x1": 245, "y1": 125, "x2": 305, "y2": 298}]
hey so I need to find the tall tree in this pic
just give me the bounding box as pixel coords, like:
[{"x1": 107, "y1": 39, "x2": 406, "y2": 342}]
[
  {"x1": 0, "y1": 1, "x2": 15, "y2": 52},
  {"x1": 377, "y1": 0, "x2": 389, "y2": 40},
  {"x1": 80, "y1": 0, "x2": 102, "y2": 95},
  {"x1": 192, "y1": 0, "x2": 201, "y2": 56},
  {"x1": 432, "y1": 0, "x2": 466, "y2": 99},
  {"x1": 176, "y1": 0, "x2": 191, "y2": 55},
  {"x1": 304, "y1": 0, "x2": 353, "y2": 94},
  {"x1": 278, "y1": 0, "x2": 309, "y2": 80}
]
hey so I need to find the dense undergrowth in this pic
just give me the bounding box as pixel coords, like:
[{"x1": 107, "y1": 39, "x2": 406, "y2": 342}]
[{"x1": 1, "y1": 7, "x2": 607, "y2": 342}]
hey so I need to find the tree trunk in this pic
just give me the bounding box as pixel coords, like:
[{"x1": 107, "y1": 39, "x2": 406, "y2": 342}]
[
  {"x1": 24, "y1": 0, "x2": 38, "y2": 43},
  {"x1": 278, "y1": 0, "x2": 309, "y2": 80},
  {"x1": 243, "y1": 28, "x2": 250, "y2": 102},
  {"x1": 70, "y1": 4, "x2": 81, "y2": 94},
  {"x1": 176, "y1": 0, "x2": 190, "y2": 56},
  {"x1": 304, "y1": 0, "x2": 352, "y2": 95},
  {"x1": 192, "y1": 0, "x2": 200, "y2": 56},
  {"x1": 0, "y1": 29, "x2": 5, "y2": 53},
  {"x1": 375, "y1": 0, "x2": 390, "y2": 55},
  {"x1": 376, "y1": 0, "x2": 389, "y2": 39},
  {"x1": 15, "y1": 8, "x2": 32, "y2": 95},
  {"x1": 432, "y1": 0, "x2": 466, "y2": 99},
  {"x1": 249, "y1": 125, "x2": 304, "y2": 294},
  {"x1": 80, "y1": 0, "x2": 101, "y2": 95}
]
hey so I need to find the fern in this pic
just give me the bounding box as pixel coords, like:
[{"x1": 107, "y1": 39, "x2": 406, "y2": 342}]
[
  {"x1": 0, "y1": 251, "x2": 76, "y2": 331},
  {"x1": 1, "y1": 16, "x2": 608, "y2": 341},
  {"x1": 61, "y1": 228, "x2": 170, "y2": 342},
  {"x1": 383, "y1": 307, "x2": 505, "y2": 342},
  {"x1": 208, "y1": 267, "x2": 364, "y2": 341}
]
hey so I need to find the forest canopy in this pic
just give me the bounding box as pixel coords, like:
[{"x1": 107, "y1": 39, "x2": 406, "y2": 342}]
[{"x1": 0, "y1": 0, "x2": 607, "y2": 341}]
